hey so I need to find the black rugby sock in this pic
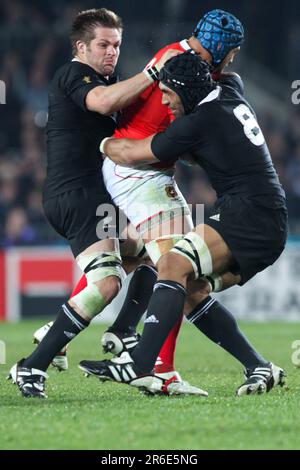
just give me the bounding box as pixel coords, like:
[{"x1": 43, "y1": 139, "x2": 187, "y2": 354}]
[
  {"x1": 187, "y1": 297, "x2": 268, "y2": 369},
  {"x1": 111, "y1": 265, "x2": 157, "y2": 334},
  {"x1": 131, "y1": 280, "x2": 186, "y2": 373},
  {"x1": 23, "y1": 303, "x2": 89, "y2": 371}
]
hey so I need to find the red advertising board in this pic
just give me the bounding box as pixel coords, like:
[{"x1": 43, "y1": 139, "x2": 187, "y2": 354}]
[{"x1": 0, "y1": 248, "x2": 79, "y2": 321}]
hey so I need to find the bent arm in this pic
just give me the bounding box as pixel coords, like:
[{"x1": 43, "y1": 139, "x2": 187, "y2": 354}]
[
  {"x1": 102, "y1": 109, "x2": 201, "y2": 167},
  {"x1": 103, "y1": 136, "x2": 159, "y2": 166},
  {"x1": 86, "y1": 48, "x2": 181, "y2": 115},
  {"x1": 86, "y1": 73, "x2": 153, "y2": 115}
]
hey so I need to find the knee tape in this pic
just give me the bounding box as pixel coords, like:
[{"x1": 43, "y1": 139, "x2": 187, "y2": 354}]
[
  {"x1": 205, "y1": 274, "x2": 223, "y2": 292},
  {"x1": 145, "y1": 234, "x2": 185, "y2": 265},
  {"x1": 73, "y1": 251, "x2": 125, "y2": 318},
  {"x1": 171, "y1": 231, "x2": 213, "y2": 279},
  {"x1": 77, "y1": 251, "x2": 124, "y2": 283},
  {"x1": 71, "y1": 283, "x2": 107, "y2": 317},
  {"x1": 132, "y1": 236, "x2": 148, "y2": 259}
]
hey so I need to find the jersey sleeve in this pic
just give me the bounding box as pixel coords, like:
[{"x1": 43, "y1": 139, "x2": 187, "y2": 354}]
[
  {"x1": 61, "y1": 69, "x2": 106, "y2": 111},
  {"x1": 151, "y1": 111, "x2": 206, "y2": 162}
]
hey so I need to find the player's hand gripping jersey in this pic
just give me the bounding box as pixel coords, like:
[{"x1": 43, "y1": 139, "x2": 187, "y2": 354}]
[
  {"x1": 102, "y1": 40, "x2": 193, "y2": 233},
  {"x1": 115, "y1": 40, "x2": 190, "y2": 143}
]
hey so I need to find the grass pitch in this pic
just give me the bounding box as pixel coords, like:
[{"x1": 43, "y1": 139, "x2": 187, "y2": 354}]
[{"x1": 0, "y1": 320, "x2": 299, "y2": 450}]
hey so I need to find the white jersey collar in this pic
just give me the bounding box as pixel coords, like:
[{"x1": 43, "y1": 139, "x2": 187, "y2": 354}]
[{"x1": 179, "y1": 39, "x2": 191, "y2": 51}]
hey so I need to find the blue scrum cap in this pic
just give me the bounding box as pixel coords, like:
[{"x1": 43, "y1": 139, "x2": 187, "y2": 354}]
[{"x1": 193, "y1": 9, "x2": 244, "y2": 66}]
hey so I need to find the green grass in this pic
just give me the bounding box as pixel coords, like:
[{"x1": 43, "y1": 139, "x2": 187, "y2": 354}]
[{"x1": 0, "y1": 321, "x2": 300, "y2": 450}]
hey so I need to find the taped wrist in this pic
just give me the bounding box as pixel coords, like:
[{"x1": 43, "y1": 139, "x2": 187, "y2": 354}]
[
  {"x1": 143, "y1": 65, "x2": 160, "y2": 83},
  {"x1": 100, "y1": 137, "x2": 112, "y2": 154}
]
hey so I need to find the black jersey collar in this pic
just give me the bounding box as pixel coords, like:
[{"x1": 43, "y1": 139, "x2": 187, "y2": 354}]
[{"x1": 71, "y1": 58, "x2": 118, "y2": 85}]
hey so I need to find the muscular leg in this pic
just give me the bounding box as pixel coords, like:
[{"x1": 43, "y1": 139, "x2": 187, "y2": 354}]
[
  {"x1": 130, "y1": 224, "x2": 235, "y2": 373},
  {"x1": 79, "y1": 230, "x2": 283, "y2": 396},
  {"x1": 142, "y1": 213, "x2": 193, "y2": 373},
  {"x1": 100, "y1": 214, "x2": 193, "y2": 373},
  {"x1": 105, "y1": 222, "x2": 266, "y2": 372},
  {"x1": 24, "y1": 239, "x2": 122, "y2": 371},
  {"x1": 185, "y1": 275, "x2": 269, "y2": 369}
]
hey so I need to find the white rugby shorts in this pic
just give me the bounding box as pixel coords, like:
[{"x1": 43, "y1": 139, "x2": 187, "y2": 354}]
[{"x1": 102, "y1": 158, "x2": 192, "y2": 234}]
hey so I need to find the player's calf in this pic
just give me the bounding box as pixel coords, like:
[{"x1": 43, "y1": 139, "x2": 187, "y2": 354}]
[{"x1": 33, "y1": 322, "x2": 68, "y2": 371}]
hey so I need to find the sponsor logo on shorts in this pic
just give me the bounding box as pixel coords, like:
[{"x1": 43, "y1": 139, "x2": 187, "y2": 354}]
[
  {"x1": 165, "y1": 185, "x2": 178, "y2": 198},
  {"x1": 210, "y1": 214, "x2": 220, "y2": 222}
]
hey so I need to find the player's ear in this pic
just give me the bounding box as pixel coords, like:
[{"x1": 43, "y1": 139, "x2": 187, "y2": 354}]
[{"x1": 76, "y1": 40, "x2": 86, "y2": 56}]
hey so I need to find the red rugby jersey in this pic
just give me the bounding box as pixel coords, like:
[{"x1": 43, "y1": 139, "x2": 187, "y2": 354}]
[{"x1": 114, "y1": 40, "x2": 191, "y2": 168}]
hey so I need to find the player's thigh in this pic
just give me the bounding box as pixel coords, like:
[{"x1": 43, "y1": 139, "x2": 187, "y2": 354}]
[
  {"x1": 77, "y1": 238, "x2": 119, "y2": 258},
  {"x1": 119, "y1": 221, "x2": 144, "y2": 257},
  {"x1": 195, "y1": 224, "x2": 234, "y2": 274},
  {"x1": 217, "y1": 271, "x2": 241, "y2": 290},
  {"x1": 142, "y1": 213, "x2": 194, "y2": 245},
  {"x1": 156, "y1": 224, "x2": 234, "y2": 282},
  {"x1": 104, "y1": 159, "x2": 191, "y2": 237}
]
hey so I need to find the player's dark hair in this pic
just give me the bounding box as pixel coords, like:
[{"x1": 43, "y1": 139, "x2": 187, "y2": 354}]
[{"x1": 70, "y1": 8, "x2": 123, "y2": 56}]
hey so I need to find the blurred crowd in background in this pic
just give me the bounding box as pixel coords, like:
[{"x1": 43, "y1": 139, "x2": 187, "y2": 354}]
[{"x1": 0, "y1": 0, "x2": 300, "y2": 248}]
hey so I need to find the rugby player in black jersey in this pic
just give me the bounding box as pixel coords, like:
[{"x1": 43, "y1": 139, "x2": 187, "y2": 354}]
[
  {"x1": 81, "y1": 52, "x2": 288, "y2": 396},
  {"x1": 29, "y1": 8, "x2": 275, "y2": 399},
  {"x1": 8, "y1": 8, "x2": 177, "y2": 398}
]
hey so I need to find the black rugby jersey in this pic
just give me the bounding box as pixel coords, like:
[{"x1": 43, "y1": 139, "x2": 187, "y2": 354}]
[
  {"x1": 44, "y1": 61, "x2": 117, "y2": 200},
  {"x1": 152, "y1": 75, "x2": 285, "y2": 205}
]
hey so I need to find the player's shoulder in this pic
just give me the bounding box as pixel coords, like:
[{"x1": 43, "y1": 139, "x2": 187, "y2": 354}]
[
  {"x1": 52, "y1": 61, "x2": 85, "y2": 83},
  {"x1": 218, "y1": 72, "x2": 245, "y2": 96},
  {"x1": 52, "y1": 61, "x2": 106, "y2": 90},
  {"x1": 58, "y1": 60, "x2": 103, "y2": 79},
  {"x1": 55, "y1": 60, "x2": 88, "y2": 76}
]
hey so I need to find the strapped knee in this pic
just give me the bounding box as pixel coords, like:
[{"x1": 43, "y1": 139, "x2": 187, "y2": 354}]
[
  {"x1": 170, "y1": 231, "x2": 213, "y2": 279},
  {"x1": 72, "y1": 251, "x2": 125, "y2": 318},
  {"x1": 131, "y1": 237, "x2": 148, "y2": 259},
  {"x1": 145, "y1": 234, "x2": 185, "y2": 265},
  {"x1": 205, "y1": 274, "x2": 223, "y2": 293}
]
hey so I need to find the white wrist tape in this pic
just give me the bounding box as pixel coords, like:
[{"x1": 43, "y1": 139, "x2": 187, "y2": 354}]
[
  {"x1": 100, "y1": 137, "x2": 112, "y2": 154},
  {"x1": 143, "y1": 65, "x2": 160, "y2": 83}
]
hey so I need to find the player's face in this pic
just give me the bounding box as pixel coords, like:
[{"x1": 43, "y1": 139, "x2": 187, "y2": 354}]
[
  {"x1": 84, "y1": 27, "x2": 121, "y2": 76},
  {"x1": 159, "y1": 83, "x2": 185, "y2": 118}
]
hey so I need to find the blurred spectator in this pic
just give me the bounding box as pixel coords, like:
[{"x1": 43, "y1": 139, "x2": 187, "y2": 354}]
[{"x1": 0, "y1": 207, "x2": 40, "y2": 247}]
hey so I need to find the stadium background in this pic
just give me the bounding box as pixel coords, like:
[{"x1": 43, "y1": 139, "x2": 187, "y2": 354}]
[{"x1": 0, "y1": 0, "x2": 299, "y2": 322}]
